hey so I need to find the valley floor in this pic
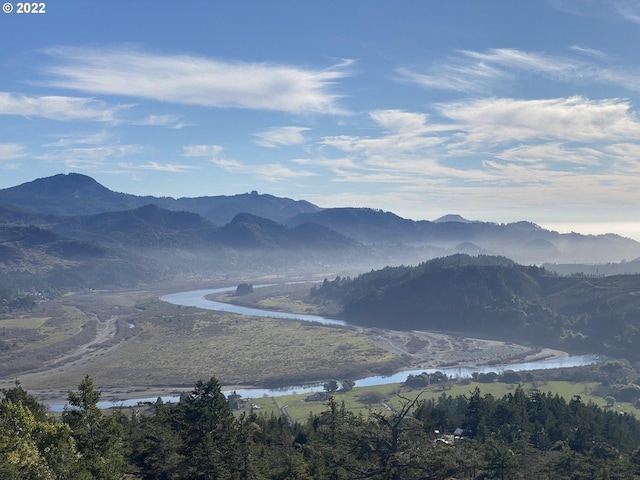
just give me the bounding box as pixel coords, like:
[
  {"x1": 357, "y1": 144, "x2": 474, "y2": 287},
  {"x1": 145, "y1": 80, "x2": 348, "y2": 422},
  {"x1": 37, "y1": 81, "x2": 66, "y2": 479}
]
[{"x1": 0, "y1": 279, "x2": 568, "y2": 407}]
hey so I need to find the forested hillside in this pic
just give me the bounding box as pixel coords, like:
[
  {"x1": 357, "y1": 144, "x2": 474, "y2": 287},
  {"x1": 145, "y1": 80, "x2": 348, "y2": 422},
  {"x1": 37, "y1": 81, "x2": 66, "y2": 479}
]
[
  {"x1": 310, "y1": 254, "x2": 640, "y2": 361},
  {"x1": 3, "y1": 375, "x2": 640, "y2": 479},
  {"x1": 0, "y1": 225, "x2": 164, "y2": 308}
]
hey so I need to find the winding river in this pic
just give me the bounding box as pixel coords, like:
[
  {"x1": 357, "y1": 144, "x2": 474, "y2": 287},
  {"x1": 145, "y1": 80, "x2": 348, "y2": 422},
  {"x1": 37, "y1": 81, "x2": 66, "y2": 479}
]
[
  {"x1": 51, "y1": 286, "x2": 599, "y2": 411},
  {"x1": 157, "y1": 287, "x2": 598, "y2": 400}
]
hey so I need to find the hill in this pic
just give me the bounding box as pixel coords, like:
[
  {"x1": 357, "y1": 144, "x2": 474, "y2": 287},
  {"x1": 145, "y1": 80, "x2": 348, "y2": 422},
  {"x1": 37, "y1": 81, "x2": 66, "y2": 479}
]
[
  {"x1": 309, "y1": 254, "x2": 640, "y2": 361},
  {"x1": 51, "y1": 204, "x2": 220, "y2": 248},
  {"x1": 0, "y1": 173, "x2": 320, "y2": 224},
  {"x1": 0, "y1": 225, "x2": 163, "y2": 304}
]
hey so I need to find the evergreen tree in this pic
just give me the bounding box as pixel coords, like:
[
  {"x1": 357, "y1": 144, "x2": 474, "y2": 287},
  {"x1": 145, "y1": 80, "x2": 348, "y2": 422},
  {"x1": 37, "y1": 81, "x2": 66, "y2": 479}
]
[
  {"x1": 63, "y1": 375, "x2": 126, "y2": 479},
  {"x1": 172, "y1": 377, "x2": 238, "y2": 479}
]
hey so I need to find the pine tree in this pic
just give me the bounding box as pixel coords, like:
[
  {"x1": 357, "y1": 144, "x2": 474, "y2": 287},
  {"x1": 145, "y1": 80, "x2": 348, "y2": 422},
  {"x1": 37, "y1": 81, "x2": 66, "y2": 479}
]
[{"x1": 63, "y1": 375, "x2": 126, "y2": 479}]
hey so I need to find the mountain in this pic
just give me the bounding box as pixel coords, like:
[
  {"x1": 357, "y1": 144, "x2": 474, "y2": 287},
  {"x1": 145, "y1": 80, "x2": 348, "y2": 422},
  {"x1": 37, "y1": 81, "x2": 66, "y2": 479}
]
[
  {"x1": 174, "y1": 191, "x2": 320, "y2": 225},
  {"x1": 434, "y1": 214, "x2": 474, "y2": 223},
  {"x1": 0, "y1": 173, "x2": 320, "y2": 224},
  {"x1": 1, "y1": 174, "x2": 640, "y2": 265},
  {"x1": 51, "y1": 204, "x2": 220, "y2": 248},
  {"x1": 0, "y1": 224, "x2": 163, "y2": 300},
  {"x1": 289, "y1": 208, "x2": 640, "y2": 263},
  {"x1": 287, "y1": 207, "x2": 424, "y2": 244},
  {"x1": 0, "y1": 173, "x2": 148, "y2": 215},
  {"x1": 216, "y1": 213, "x2": 358, "y2": 249},
  {"x1": 309, "y1": 254, "x2": 640, "y2": 361}
]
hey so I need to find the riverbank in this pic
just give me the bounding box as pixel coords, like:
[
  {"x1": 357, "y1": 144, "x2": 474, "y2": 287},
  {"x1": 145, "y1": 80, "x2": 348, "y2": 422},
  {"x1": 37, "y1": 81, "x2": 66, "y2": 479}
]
[{"x1": 1, "y1": 282, "x2": 586, "y2": 408}]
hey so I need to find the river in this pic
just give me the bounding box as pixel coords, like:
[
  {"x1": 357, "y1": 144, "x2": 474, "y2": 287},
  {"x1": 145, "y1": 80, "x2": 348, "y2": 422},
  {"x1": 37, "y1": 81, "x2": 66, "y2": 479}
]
[
  {"x1": 50, "y1": 286, "x2": 598, "y2": 411},
  {"x1": 94, "y1": 286, "x2": 594, "y2": 408}
]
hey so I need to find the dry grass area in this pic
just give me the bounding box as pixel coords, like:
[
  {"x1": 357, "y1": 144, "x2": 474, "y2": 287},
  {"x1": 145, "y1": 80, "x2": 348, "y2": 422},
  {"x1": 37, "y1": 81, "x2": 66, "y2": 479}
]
[
  {"x1": 0, "y1": 284, "x2": 400, "y2": 404},
  {"x1": 0, "y1": 281, "x2": 565, "y2": 406}
]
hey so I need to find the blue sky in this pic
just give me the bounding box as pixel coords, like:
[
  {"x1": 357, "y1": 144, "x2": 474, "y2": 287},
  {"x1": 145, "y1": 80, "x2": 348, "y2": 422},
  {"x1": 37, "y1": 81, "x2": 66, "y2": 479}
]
[{"x1": 1, "y1": 1, "x2": 640, "y2": 236}]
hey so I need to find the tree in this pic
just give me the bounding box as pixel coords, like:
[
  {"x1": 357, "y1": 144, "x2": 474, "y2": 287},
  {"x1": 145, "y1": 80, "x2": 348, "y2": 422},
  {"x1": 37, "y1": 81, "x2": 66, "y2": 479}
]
[
  {"x1": 63, "y1": 375, "x2": 126, "y2": 479},
  {"x1": 172, "y1": 377, "x2": 238, "y2": 479},
  {"x1": 324, "y1": 380, "x2": 339, "y2": 393},
  {"x1": 358, "y1": 393, "x2": 434, "y2": 480},
  {"x1": 1, "y1": 398, "x2": 80, "y2": 479},
  {"x1": 340, "y1": 379, "x2": 355, "y2": 392},
  {"x1": 1, "y1": 380, "x2": 47, "y2": 422}
]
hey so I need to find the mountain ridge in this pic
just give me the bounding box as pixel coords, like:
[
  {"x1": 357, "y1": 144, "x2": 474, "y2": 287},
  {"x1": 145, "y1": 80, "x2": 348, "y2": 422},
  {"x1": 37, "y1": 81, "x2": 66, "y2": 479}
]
[{"x1": 1, "y1": 173, "x2": 639, "y2": 265}]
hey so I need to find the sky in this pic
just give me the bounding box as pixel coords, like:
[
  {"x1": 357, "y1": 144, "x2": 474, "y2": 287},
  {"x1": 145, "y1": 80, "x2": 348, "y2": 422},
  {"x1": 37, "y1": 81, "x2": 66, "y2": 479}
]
[{"x1": 1, "y1": 1, "x2": 640, "y2": 237}]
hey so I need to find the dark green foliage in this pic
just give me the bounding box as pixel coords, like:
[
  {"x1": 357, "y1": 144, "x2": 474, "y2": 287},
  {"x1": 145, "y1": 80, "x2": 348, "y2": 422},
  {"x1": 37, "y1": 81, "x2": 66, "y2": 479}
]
[
  {"x1": 311, "y1": 254, "x2": 640, "y2": 361},
  {"x1": 235, "y1": 283, "x2": 254, "y2": 296},
  {"x1": 63, "y1": 375, "x2": 126, "y2": 479},
  {"x1": 6, "y1": 376, "x2": 640, "y2": 478}
]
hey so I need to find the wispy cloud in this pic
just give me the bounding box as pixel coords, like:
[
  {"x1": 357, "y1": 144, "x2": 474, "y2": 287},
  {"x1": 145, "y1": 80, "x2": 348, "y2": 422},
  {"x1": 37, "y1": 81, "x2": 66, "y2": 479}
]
[
  {"x1": 0, "y1": 143, "x2": 28, "y2": 160},
  {"x1": 614, "y1": 0, "x2": 640, "y2": 24},
  {"x1": 35, "y1": 144, "x2": 143, "y2": 173},
  {"x1": 135, "y1": 114, "x2": 190, "y2": 129},
  {"x1": 0, "y1": 92, "x2": 127, "y2": 122},
  {"x1": 182, "y1": 144, "x2": 247, "y2": 172},
  {"x1": 253, "y1": 126, "x2": 311, "y2": 147},
  {"x1": 182, "y1": 144, "x2": 225, "y2": 158},
  {"x1": 398, "y1": 47, "x2": 640, "y2": 94},
  {"x1": 437, "y1": 96, "x2": 640, "y2": 144},
  {"x1": 43, "y1": 131, "x2": 111, "y2": 147},
  {"x1": 315, "y1": 98, "x2": 640, "y2": 219},
  {"x1": 43, "y1": 47, "x2": 351, "y2": 114},
  {"x1": 253, "y1": 162, "x2": 317, "y2": 181},
  {"x1": 118, "y1": 161, "x2": 196, "y2": 173}
]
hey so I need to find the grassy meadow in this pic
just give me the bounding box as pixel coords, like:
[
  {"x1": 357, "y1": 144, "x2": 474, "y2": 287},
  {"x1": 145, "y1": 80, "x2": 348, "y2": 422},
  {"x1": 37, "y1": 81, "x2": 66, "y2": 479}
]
[{"x1": 247, "y1": 380, "x2": 640, "y2": 424}]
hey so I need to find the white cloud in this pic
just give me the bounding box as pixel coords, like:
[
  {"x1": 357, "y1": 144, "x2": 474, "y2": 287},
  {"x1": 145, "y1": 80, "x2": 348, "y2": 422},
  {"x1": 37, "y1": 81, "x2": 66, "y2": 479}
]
[
  {"x1": 569, "y1": 45, "x2": 609, "y2": 59},
  {"x1": 369, "y1": 110, "x2": 430, "y2": 134},
  {"x1": 398, "y1": 47, "x2": 640, "y2": 94},
  {"x1": 438, "y1": 96, "x2": 640, "y2": 144},
  {"x1": 181, "y1": 144, "x2": 247, "y2": 172},
  {"x1": 253, "y1": 162, "x2": 317, "y2": 182},
  {"x1": 182, "y1": 144, "x2": 225, "y2": 158},
  {"x1": 0, "y1": 143, "x2": 27, "y2": 160},
  {"x1": 211, "y1": 158, "x2": 248, "y2": 173},
  {"x1": 118, "y1": 161, "x2": 195, "y2": 173},
  {"x1": 0, "y1": 92, "x2": 127, "y2": 122},
  {"x1": 253, "y1": 126, "x2": 311, "y2": 148},
  {"x1": 135, "y1": 114, "x2": 190, "y2": 129},
  {"x1": 43, "y1": 47, "x2": 350, "y2": 114},
  {"x1": 614, "y1": 0, "x2": 640, "y2": 24},
  {"x1": 36, "y1": 145, "x2": 143, "y2": 166},
  {"x1": 43, "y1": 131, "x2": 111, "y2": 147},
  {"x1": 497, "y1": 143, "x2": 603, "y2": 166},
  {"x1": 312, "y1": 97, "x2": 640, "y2": 219}
]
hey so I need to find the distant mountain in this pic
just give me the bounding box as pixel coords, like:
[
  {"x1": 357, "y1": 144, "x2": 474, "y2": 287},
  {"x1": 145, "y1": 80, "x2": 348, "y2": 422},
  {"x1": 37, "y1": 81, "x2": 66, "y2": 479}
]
[
  {"x1": 216, "y1": 213, "x2": 358, "y2": 249},
  {"x1": 174, "y1": 191, "x2": 320, "y2": 225},
  {"x1": 0, "y1": 173, "x2": 148, "y2": 215},
  {"x1": 543, "y1": 257, "x2": 640, "y2": 276},
  {"x1": 310, "y1": 254, "x2": 640, "y2": 361},
  {"x1": 287, "y1": 208, "x2": 423, "y2": 244},
  {"x1": 0, "y1": 173, "x2": 320, "y2": 224},
  {"x1": 1, "y1": 174, "x2": 640, "y2": 264},
  {"x1": 434, "y1": 214, "x2": 475, "y2": 223},
  {"x1": 288, "y1": 208, "x2": 640, "y2": 263},
  {"x1": 51, "y1": 204, "x2": 219, "y2": 248}
]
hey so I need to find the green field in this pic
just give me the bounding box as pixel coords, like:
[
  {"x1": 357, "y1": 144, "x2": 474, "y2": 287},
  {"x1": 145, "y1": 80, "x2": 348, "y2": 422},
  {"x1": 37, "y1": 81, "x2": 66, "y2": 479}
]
[{"x1": 247, "y1": 380, "x2": 639, "y2": 423}]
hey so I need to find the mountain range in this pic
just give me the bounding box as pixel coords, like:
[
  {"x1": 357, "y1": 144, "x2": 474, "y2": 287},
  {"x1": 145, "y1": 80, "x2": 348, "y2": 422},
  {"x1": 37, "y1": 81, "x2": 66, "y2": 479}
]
[{"x1": 1, "y1": 173, "x2": 640, "y2": 298}]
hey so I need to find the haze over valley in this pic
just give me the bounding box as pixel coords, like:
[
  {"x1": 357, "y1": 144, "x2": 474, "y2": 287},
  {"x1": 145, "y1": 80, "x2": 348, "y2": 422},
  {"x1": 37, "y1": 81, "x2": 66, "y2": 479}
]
[
  {"x1": 1, "y1": 173, "x2": 640, "y2": 394},
  {"x1": 5, "y1": 2, "x2": 640, "y2": 477}
]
